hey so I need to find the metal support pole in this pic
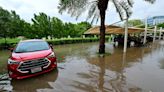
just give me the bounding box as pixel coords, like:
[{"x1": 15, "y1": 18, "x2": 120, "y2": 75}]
[
  {"x1": 153, "y1": 26, "x2": 157, "y2": 43},
  {"x1": 159, "y1": 27, "x2": 162, "y2": 40},
  {"x1": 123, "y1": 18, "x2": 128, "y2": 53},
  {"x1": 143, "y1": 18, "x2": 148, "y2": 44}
]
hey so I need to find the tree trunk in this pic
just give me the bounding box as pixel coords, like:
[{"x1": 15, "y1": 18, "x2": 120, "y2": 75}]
[
  {"x1": 99, "y1": 10, "x2": 106, "y2": 54},
  {"x1": 98, "y1": 0, "x2": 108, "y2": 54}
]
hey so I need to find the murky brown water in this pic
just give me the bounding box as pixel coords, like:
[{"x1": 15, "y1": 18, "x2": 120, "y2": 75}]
[{"x1": 0, "y1": 41, "x2": 164, "y2": 92}]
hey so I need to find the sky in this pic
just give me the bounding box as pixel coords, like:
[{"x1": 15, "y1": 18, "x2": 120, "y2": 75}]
[{"x1": 0, "y1": 0, "x2": 163, "y2": 25}]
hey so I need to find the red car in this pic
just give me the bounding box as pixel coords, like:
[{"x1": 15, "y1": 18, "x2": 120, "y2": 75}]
[{"x1": 8, "y1": 39, "x2": 57, "y2": 79}]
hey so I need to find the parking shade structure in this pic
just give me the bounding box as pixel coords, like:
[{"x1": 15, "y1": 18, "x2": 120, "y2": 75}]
[{"x1": 84, "y1": 25, "x2": 153, "y2": 35}]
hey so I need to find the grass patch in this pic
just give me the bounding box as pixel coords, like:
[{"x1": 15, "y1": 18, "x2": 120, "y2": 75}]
[
  {"x1": 96, "y1": 52, "x2": 112, "y2": 57},
  {"x1": 0, "y1": 38, "x2": 20, "y2": 44},
  {"x1": 0, "y1": 37, "x2": 109, "y2": 49}
]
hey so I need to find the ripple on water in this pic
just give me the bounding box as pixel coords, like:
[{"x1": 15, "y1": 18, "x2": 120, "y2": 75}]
[{"x1": 0, "y1": 73, "x2": 12, "y2": 92}]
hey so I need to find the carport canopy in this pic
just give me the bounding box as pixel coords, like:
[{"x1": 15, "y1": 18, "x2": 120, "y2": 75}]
[{"x1": 84, "y1": 25, "x2": 153, "y2": 35}]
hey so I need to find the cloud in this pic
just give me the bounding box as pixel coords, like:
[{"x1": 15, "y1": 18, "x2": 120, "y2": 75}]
[
  {"x1": 131, "y1": 0, "x2": 164, "y2": 19},
  {"x1": 105, "y1": 0, "x2": 164, "y2": 24},
  {"x1": 0, "y1": 0, "x2": 163, "y2": 24}
]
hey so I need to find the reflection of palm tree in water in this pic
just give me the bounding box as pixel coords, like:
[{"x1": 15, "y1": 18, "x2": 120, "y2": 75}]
[
  {"x1": 98, "y1": 57, "x2": 105, "y2": 92},
  {"x1": 85, "y1": 56, "x2": 112, "y2": 92},
  {"x1": 86, "y1": 55, "x2": 133, "y2": 92},
  {"x1": 86, "y1": 46, "x2": 152, "y2": 92},
  {"x1": 93, "y1": 55, "x2": 127, "y2": 92},
  {"x1": 74, "y1": 56, "x2": 111, "y2": 92},
  {"x1": 110, "y1": 73, "x2": 125, "y2": 92}
]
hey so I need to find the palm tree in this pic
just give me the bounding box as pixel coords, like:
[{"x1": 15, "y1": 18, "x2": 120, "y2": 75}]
[{"x1": 58, "y1": 0, "x2": 155, "y2": 54}]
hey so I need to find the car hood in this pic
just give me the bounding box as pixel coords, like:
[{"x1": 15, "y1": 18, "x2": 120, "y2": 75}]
[{"x1": 11, "y1": 49, "x2": 52, "y2": 61}]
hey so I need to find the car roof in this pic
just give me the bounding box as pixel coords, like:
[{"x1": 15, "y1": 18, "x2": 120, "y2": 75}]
[{"x1": 20, "y1": 39, "x2": 45, "y2": 43}]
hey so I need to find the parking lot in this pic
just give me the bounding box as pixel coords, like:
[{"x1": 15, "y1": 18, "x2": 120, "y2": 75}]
[{"x1": 0, "y1": 41, "x2": 164, "y2": 92}]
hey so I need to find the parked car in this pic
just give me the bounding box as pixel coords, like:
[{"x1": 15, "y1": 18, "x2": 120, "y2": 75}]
[
  {"x1": 113, "y1": 35, "x2": 144, "y2": 47},
  {"x1": 8, "y1": 39, "x2": 57, "y2": 79}
]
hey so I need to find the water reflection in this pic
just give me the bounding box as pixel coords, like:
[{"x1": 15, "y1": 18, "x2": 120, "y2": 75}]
[
  {"x1": 159, "y1": 59, "x2": 164, "y2": 69},
  {"x1": 69, "y1": 57, "x2": 108, "y2": 92},
  {"x1": 108, "y1": 53, "x2": 146, "y2": 92},
  {"x1": 88, "y1": 46, "x2": 152, "y2": 73},
  {"x1": 98, "y1": 57, "x2": 105, "y2": 92},
  {"x1": 12, "y1": 69, "x2": 58, "y2": 92},
  {"x1": 0, "y1": 73, "x2": 12, "y2": 92},
  {"x1": 0, "y1": 50, "x2": 10, "y2": 73},
  {"x1": 86, "y1": 50, "x2": 149, "y2": 92},
  {"x1": 0, "y1": 41, "x2": 164, "y2": 92}
]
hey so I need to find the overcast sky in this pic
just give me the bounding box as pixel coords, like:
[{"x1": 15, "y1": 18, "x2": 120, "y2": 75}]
[{"x1": 0, "y1": 0, "x2": 163, "y2": 25}]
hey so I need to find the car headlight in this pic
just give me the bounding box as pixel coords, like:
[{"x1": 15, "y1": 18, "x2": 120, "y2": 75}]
[
  {"x1": 48, "y1": 52, "x2": 56, "y2": 58},
  {"x1": 8, "y1": 59, "x2": 20, "y2": 65}
]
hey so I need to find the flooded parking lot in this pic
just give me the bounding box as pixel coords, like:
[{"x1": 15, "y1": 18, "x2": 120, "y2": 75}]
[{"x1": 0, "y1": 41, "x2": 164, "y2": 92}]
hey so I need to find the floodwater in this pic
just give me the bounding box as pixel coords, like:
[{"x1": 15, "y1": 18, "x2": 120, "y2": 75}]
[{"x1": 0, "y1": 41, "x2": 164, "y2": 92}]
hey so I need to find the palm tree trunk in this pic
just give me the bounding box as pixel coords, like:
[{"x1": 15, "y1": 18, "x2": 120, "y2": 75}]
[
  {"x1": 99, "y1": 10, "x2": 106, "y2": 54},
  {"x1": 98, "y1": 0, "x2": 109, "y2": 54}
]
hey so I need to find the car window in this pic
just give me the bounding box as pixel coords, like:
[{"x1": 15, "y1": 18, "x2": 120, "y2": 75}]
[{"x1": 14, "y1": 41, "x2": 50, "y2": 53}]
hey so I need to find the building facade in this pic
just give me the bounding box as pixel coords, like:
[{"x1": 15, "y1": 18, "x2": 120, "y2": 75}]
[{"x1": 147, "y1": 16, "x2": 164, "y2": 26}]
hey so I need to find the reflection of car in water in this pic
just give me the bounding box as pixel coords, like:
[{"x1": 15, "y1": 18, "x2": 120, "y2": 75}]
[
  {"x1": 11, "y1": 69, "x2": 58, "y2": 92},
  {"x1": 8, "y1": 39, "x2": 57, "y2": 79},
  {"x1": 113, "y1": 35, "x2": 153, "y2": 47}
]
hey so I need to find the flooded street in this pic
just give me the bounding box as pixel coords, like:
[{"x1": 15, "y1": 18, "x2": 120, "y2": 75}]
[{"x1": 0, "y1": 41, "x2": 164, "y2": 92}]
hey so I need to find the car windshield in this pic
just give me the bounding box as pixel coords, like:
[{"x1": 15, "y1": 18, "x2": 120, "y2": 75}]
[{"x1": 14, "y1": 41, "x2": 49, "y2": 53}]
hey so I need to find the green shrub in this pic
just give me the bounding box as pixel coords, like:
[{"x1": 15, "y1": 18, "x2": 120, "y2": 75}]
[
  {"x1": 0, "y1": 37, "x2": 109, "y2": 49},
  {"x1": 47, "y1": 37, "x2": 100, "y2": 45}
]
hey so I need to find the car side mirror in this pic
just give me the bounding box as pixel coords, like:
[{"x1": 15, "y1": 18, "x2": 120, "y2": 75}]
[{"x1": 50, "y1": 44, "x2": 53, "y2": 50}]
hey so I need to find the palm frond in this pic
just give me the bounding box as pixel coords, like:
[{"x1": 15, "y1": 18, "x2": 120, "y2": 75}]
[
  {"x1": 87, "y1": 1, "x2": 99, "y2": 24},
  {"x1": 144, "y1": 0, "x2": 156, "y2": 4},
  {"x1": 59, "y1": 0, "x2": 99, "y2": 24},
  {"x1": 58, "y1": 0, "x2": 156, "y2": 23},
  {"x1": 112, "y1": 0, "x2": 133, "y2": 20},
  {"x1": 58, "y1": 0, "x2": 88, "y2": 18},
  {"x1": 127, "y1": 0, "x2": 134, "y2": 7},
  {"x1": 119, "y1": 1, "x2": 132, "y2": 18},
  {"x1": 112, "y1": 0, "x2": 124, "y2": 20}
]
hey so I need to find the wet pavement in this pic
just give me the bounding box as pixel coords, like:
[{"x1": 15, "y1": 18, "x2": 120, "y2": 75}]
[{"x1": 0, "y1": 41, "x2": 164, "y2": 92}]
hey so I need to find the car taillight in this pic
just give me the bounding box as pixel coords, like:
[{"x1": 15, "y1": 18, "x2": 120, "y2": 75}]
[
  {"x1": 8, "y1": 59, "x2": 20, "y2": 65},
  {"x1": 47, "y1": 52, "x2": 56, "y2": 58}
]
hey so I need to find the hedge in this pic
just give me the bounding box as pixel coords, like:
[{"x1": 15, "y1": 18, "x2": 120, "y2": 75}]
[
  {"x1": 0, "y1": 37, "x2": 110, "y2": 50},
  {"x1": 47, "y1": 38, "x2": 100, "y2": 45}
]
